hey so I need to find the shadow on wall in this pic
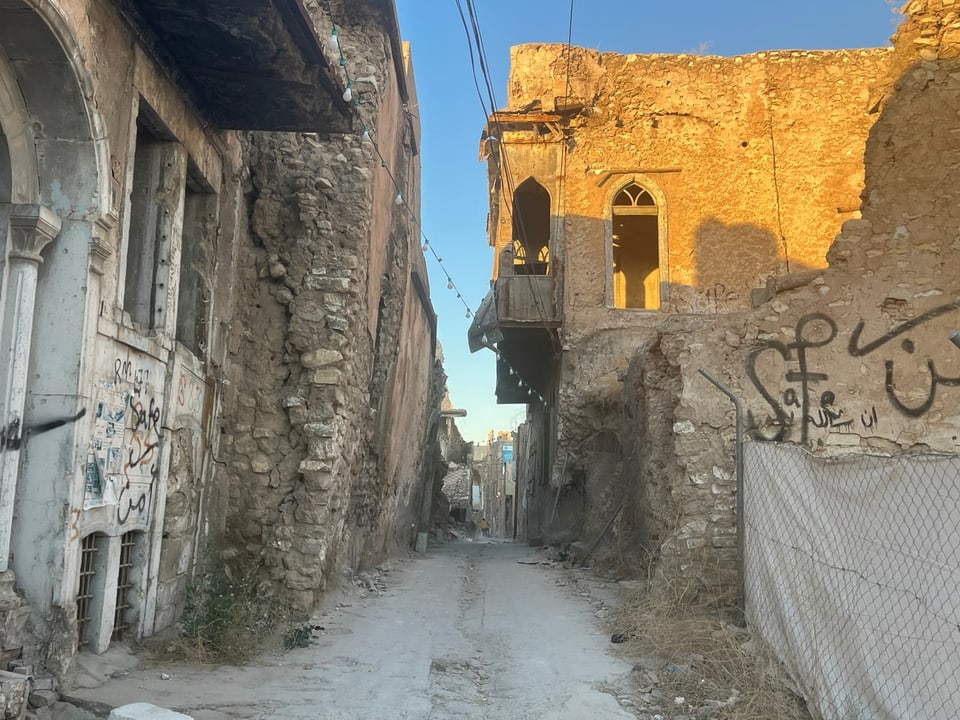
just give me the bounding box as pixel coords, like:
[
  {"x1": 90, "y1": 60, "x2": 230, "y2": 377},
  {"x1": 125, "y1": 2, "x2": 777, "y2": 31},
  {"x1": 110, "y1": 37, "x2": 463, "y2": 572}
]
[{"x1": 670, "y1": 217, "x2": 816, "y2": 315}]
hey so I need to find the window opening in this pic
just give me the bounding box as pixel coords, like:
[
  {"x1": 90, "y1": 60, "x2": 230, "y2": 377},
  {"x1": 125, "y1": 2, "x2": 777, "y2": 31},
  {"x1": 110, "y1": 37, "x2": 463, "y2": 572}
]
[
  {"x1": 111, "y1": 531, "x2": 138, "y2": 641},
  {"x1": 612, "y1": 183, "x2": 660, "y2": 309},
  {"x1": 176, "y1": 161, "x2": 215, "y2": 355},
  {"x1": 511, "y1": 179, "x2": 550, "y2": 276},
  {"x1": 76, "y1": 534, "x2": 100, "y2": 649},
  {"x1": 123, "y1": 101, "x2": 182, "y2": 329}
]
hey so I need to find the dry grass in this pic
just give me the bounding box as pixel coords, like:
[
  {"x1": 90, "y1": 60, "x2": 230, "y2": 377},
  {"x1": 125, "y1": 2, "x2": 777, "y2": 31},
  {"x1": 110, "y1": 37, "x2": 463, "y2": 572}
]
[
  {"x1": 611, "y1": 585, "x2": 811, "y2": 720},
  {"x1": 160, "y1": 556, "x2": 294, "y2": 664}
]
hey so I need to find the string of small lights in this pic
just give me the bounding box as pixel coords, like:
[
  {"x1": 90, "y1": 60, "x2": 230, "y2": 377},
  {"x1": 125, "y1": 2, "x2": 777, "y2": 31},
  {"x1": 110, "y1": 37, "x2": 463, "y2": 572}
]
[{"x1": 321, "y1": 0, "x2": 546, "y2": 404}]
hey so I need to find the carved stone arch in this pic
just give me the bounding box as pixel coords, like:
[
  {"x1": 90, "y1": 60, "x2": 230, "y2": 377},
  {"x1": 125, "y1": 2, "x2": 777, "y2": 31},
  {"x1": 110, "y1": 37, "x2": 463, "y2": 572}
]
[
  {"x1": 2, "y1": 0, "x2": 111, "y2": 220},
  {"x1": 602, "y1": 174, "x2": 669, "y2": 309},
  {"x1": 0, "y1": 46, "x2": 40, "y2": 205}
]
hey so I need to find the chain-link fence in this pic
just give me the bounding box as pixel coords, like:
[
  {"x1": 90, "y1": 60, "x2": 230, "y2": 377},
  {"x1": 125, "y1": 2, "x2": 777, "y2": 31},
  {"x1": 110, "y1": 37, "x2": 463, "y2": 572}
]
[{"x1": 744, "y1": 442, "x2": 960, "y2": 719}]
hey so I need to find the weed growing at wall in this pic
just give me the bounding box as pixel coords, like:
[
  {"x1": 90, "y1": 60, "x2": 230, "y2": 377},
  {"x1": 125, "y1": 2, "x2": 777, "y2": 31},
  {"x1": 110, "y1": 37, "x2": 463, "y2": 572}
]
[{"x1": 172, "y1": 554, "x2": 292, "y2": 663}]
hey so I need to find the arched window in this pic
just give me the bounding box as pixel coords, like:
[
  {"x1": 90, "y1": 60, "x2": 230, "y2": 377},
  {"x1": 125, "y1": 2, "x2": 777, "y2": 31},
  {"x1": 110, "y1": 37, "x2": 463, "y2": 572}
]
[
  {"x1": 511, "y1": 178, "x2": 550, "y2": 275},
  {"x1": 612, "y1": 182, "x2": 660, "y2": 309}
]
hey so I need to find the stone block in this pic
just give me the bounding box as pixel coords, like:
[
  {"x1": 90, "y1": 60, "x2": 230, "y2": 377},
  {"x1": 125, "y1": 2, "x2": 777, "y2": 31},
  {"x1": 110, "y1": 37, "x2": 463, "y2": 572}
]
[
  {"x1": 109, "y1": 703, "x2": 193, "y2": 720},
  {"x1": 301, "y1": 349, "x2": 342, "y2": 368},
  {"x1": 310, "y1": 368, "x2": 342, "y2": 386},
  {"x1": 0, "y1": 670, "x2": 28, "y2": 718},
  {"x1": 28, "y1": 689, "x2": 56, "y2": 708}
]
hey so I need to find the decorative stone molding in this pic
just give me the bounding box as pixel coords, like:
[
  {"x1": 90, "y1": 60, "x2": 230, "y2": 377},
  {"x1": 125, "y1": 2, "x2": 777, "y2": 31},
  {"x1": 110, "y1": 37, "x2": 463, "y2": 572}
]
[
  {"x1": 89, "y1": 213, "x2": 118, "y2": 276},
  {"x1": 8, "y1": 204, "x2": 61, "y2": 263}
]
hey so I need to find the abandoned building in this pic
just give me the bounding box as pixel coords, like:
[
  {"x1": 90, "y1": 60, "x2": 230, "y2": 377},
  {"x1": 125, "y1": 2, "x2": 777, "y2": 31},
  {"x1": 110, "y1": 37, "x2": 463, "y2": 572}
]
[
  {"x1": 472, "y1": 1, "x2": 960, "y2": 715},
  {"x1": 0, "y1": 0, "x2": 439, "y2": 687},
  {"x1": 472, "y1": 432, "x2": 515, "y2": 538},
  {"x1": 470, "y1": 38, "x2": 893, "y2": 554}
]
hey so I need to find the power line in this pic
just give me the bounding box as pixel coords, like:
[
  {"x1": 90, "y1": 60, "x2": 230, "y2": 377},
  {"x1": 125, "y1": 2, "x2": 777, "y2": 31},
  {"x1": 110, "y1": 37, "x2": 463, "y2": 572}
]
[
  {"x1": 458, "y1": 0, "x2": 565, "y2": 358},
  {"x1": 322, "y1": 0, "x2": 546, "y2": 404}
]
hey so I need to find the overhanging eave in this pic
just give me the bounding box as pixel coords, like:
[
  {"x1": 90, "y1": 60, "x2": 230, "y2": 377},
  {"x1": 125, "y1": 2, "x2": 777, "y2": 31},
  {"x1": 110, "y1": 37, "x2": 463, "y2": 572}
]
[{"x1": 121, "y1": 0, "x2": 353, "y2": 132}]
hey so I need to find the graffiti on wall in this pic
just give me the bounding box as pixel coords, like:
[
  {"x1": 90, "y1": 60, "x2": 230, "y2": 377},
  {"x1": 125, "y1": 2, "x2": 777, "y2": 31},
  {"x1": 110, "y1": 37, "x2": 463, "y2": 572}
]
[
  {"x1": 747, "y1": 301, "x2": 960, "y2": 442},
  {"x1": 87, "y1": 355, "x2": 165, "y2": 525}
]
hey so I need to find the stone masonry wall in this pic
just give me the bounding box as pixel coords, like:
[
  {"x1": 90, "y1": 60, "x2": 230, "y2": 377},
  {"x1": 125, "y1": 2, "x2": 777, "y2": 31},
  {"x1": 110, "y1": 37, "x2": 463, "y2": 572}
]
[
  {"x1": 490, "y1": 43, "x2": 893, "y2": 549},
  {"x1": 220, "y1": 3, "x2": 436, "y2": 612},
  {"x1": 621, "y1": 1, "x2": 960, "y2": 597}
]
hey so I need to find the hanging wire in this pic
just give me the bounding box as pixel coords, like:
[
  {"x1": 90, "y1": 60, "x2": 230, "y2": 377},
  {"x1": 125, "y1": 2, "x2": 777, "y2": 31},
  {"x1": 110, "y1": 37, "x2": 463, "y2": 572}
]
[{"x1": 320, "y1": 0, "x2": 546, "y2": 404}]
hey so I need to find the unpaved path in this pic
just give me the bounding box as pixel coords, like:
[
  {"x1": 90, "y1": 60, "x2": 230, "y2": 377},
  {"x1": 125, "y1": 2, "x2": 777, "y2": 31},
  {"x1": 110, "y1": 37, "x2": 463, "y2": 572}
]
[{"x1": 71, "y1": 541, "x2": 637, "y2": 719}]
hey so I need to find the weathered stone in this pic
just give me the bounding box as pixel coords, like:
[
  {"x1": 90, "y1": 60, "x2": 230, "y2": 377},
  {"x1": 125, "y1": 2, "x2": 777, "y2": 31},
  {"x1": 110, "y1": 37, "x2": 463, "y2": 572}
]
[
  {"x1": 302, "y1": 423, "x2": 336, "y2": 438},
  {"x1": 109, "y1": 703, "x2": 193, "y2": 719},
  {"x1": 301, "y1": 349, "x2": 343, "y2": 368},
  {"x1": 310, "y1": 368, "x2": 342, "y2": 386},
  {"x1": 250, "y1": 454, "x2": 273, "y2": 474},
  {"x1": 0, "y1": 671, "x2": 28, "y2": 718}
]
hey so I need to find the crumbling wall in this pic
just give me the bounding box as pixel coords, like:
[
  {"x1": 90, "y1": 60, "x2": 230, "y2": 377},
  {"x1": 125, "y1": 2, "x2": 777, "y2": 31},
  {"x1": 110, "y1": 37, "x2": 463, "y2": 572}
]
[
  {"x1": 220, "y1": 3, "x2": 436, "y2": 612},
  {"x1": 491, "y1": 42, "x2": 894, "y2": 563},
  {"x1": 625, "y1": 0, "x2": 960, "y2": 596}
]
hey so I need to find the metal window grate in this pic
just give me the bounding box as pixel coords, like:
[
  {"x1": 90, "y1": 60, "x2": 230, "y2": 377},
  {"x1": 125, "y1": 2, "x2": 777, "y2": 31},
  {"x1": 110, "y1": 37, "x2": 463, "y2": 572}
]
[
  {"x1": 76, "y1": 534, "x2": 99, "y2": 649},
  {"x1": 111, "y1": 532, "x2": 137, "y2": 641}
]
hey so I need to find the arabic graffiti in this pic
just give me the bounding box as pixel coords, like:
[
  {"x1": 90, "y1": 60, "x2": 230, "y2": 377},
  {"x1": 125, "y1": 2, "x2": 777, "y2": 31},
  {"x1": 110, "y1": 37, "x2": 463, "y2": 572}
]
[
  {"x1": 848, "y1": 300, "x2": 960, "y2": 417},
  {"x1": 747, "y1": 312, "x2": 836, "y2": 442},
  {"x1": 747, "y1": 301, "x2": 960, "y2": 442},
  {"x1": 673, "y1": 283, "x2": 743, "y2": 315},
  {"x1": 89, "y1": 355, "x2": 164, "y2": 525}
]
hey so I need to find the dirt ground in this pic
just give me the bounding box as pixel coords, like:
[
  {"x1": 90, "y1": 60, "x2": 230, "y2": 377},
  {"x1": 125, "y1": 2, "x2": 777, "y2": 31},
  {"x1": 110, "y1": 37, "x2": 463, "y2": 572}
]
[{"x1": 67, "y1": 540, "x2": 640, "y2": 719}]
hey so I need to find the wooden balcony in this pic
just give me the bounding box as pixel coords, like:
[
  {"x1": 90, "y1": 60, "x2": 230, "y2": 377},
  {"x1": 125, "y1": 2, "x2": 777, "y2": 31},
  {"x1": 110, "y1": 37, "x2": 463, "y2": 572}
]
[{"x1": 495, "y1": 274, "x2": 559, "y2": 327}]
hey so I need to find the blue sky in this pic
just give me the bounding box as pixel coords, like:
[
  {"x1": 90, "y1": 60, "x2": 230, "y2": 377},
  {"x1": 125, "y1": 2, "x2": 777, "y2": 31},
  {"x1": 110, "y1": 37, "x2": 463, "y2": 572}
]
[{"x1": 393, "y1": 0, "x2": 899, "y2": 442}]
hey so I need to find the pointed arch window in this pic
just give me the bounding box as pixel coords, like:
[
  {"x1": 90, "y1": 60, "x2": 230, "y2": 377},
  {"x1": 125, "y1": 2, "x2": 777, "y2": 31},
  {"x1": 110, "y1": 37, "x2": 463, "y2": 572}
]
[
  {"x1": 511, "y1": 178, "x2": 550, "y2": 275},
  {"x1": 612, "y1": 182, "x2": 660, "y2": 309}
]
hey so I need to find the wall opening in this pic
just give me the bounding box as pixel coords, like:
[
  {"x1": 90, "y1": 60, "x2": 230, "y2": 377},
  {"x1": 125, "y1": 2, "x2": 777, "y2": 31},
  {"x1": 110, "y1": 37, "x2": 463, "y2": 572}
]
[
  {"x1": 512, "y1": 178, "x2": 550, "y2": 276},
  {"x1": 111, "y1": 530, "x2": 142, "y2": 641},
  {"x1": 76, "y1": 533, "x2": 106, "y2": 650},
  {"x1": 612, "y1": 183, "x2": 660, "y2": 309},
  {"x1": 123, "y1": 102, "x2": 180, "y2": 328},
  {"x1": 176, "y1": 161, "x2": 215, "y2": 356}
]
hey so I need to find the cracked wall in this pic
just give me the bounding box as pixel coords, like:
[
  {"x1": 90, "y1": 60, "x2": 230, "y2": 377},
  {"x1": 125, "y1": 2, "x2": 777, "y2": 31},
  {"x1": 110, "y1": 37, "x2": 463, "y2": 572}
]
[
  {"x1": 220, "y1": 4, "x2": 436, "y2": 612},
  {"x1": 618, "y1": 0, "x2": 960, "y2": 596},
  {"x1": 491, "y1": 41, "x2": 892, "y2": 562}
]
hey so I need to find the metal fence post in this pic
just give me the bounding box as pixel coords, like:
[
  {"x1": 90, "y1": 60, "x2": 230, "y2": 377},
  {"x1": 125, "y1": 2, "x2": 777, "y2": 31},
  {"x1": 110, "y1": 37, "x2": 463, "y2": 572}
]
[{"x1": 698, "y1": 369, "x2": 745, "y2": 622}]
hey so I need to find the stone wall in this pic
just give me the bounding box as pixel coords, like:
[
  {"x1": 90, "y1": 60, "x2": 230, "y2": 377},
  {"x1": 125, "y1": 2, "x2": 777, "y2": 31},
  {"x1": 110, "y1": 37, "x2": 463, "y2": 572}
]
[
  {"x1": 219, "y1": 3, "x2": 437, "y2": 612},
  {"x1": 489, "y1": 42, "x2": 894, "y2": 552},
  {"x1": 0, "y1": 0, "x2": 436, "y2": 687},
  {"x1": 616, "y1": 0, "x2": 960, "y2": 596}
]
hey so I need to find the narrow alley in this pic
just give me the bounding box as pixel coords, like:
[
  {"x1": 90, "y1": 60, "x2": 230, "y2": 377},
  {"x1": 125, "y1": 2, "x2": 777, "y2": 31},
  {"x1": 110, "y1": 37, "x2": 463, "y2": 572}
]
[{"x1": 68, "y1": 543, "x2": 638, "y2": 720}]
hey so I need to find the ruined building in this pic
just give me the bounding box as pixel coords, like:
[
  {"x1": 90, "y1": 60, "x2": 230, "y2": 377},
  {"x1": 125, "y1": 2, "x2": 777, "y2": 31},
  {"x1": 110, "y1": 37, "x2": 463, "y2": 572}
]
[
  {"x1": 474, "y1": 0, "x2": 960, "y2": 636},
  {"x1": 470, "y1": 4, "x2": 960, "y2": 714},
  {"x1": 471, "y1": 39, "x2": 893, "y2": 556},
  {"x1": 0, "y1": 0, "x2": 438, "y2": 684}
]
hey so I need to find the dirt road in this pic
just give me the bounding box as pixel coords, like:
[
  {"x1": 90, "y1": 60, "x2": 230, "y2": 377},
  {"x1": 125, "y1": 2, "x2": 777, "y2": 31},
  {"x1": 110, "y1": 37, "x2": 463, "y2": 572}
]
[{"x1": 71, "y1": 541, "x2": 638, "y2": 719}]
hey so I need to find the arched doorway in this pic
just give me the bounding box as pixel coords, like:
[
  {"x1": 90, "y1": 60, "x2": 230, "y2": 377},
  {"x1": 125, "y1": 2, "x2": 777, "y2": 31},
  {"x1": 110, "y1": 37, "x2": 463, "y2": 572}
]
[{"x1": 0, "y1": 0, "x2": 108, "y2": 634}]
